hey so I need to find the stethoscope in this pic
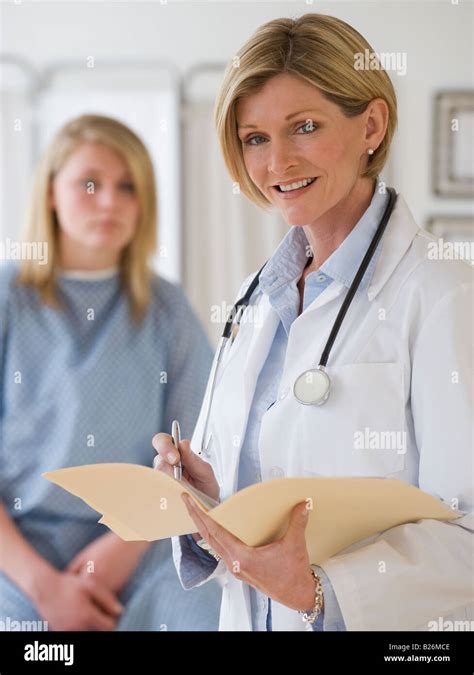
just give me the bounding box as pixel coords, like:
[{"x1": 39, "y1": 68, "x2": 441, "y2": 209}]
[{"x1": 198, "y1": 187, "x2": 398, "y2": 456}]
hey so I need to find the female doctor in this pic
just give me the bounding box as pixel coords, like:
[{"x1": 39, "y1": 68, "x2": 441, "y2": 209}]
[{"x1": 152, "y1": 13, "x2": 473, "y2": 631}]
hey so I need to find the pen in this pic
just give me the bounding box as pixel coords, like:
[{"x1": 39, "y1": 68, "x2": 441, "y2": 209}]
[{"x1": 171, "y1": 420, "x2": 183, "y2": 481}]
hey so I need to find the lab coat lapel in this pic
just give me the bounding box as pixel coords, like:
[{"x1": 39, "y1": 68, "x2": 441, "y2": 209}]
[
  {"x1": 368, "y1": 194, "x2": 419, "y2": 300},
  {"x1": 220, "y1": 294, "x2": 280, "y2": 495},
  {"x1": 300, "y1": 279, "x2": 347, "y2": 315},
  {"x1": 300, "y1": 195, "x2": 419, "y2": 316}
]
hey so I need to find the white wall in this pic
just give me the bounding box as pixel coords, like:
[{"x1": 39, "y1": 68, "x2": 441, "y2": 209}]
[{"x1": 2, "y1": 0, "x2": 473, "y2": 230}]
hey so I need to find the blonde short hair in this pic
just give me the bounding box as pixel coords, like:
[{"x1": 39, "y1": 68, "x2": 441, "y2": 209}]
[
  {"x1": 215, "y1": 13, "x2": 398, "y2": 208},
  {"x1": 17, "y1": 114, "x2": 158, "y2": 323}
]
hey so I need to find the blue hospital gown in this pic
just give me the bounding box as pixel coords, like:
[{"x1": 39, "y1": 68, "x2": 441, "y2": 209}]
[{"x1": 0, "y1": 262, "x2": 221, "y2": 631}]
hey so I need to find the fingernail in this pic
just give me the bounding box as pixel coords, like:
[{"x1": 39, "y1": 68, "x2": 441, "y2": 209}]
[
  {"x1": 182, "y1": 494, "x2": 193, "y2": 508},
  {"x1": 116, "y1": 603, "x2": 124, "y2": 613},
  {"x1": 167, "y1": 452, "x2": 176, "y2": 464}
]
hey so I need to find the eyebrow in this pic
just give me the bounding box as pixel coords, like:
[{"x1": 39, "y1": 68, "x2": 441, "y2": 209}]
[
  {"x1": 80, "y1": 168, "x2": 132, "y2": 179},
  {"x1": 238, "y1": 109, "x2": 324, "y2": 130}
]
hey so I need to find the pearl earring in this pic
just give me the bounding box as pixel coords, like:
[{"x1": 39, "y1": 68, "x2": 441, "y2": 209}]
[{"x1": 367, "y1": 148, "x2": 374, "y2": 155}]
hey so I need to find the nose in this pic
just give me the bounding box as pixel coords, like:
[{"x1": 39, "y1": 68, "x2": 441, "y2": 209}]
[
  {"x1": 267, "y1": 138, "x2": 297, "y2": 178},
  {"x1": 96, "y1": 186, "x2": 118, "y2": 209}
]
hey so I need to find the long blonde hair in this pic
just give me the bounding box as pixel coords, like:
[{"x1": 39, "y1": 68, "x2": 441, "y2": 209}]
[
  {"x1": 17, "y1": 114, "x2": 158, "y2": 323},
  {"x1": 215, "y1": 13, "x2": 398, "y2": 209}
]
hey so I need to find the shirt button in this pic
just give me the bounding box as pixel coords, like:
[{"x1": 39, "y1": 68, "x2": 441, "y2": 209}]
[
  {"x1": 270, "y1": 466, "x2": 285, "y2": 478},
  {"x1": 259, "y1": 598, "x2": 267, "y2": 611},
  {"x1": 316, "y1": 274, "x2": 326, "y2": 283}
]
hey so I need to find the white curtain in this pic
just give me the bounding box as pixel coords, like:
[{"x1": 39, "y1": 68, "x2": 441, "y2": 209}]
[
  {"x1": 0, "y1": 64, "x2": 35, "y2": 242},
  {"x1": 182, "y1": 100, "x2": 288, "y2": 346}
]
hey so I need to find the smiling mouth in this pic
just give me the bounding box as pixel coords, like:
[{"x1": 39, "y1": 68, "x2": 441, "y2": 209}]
[{"x1": 273, "y1": 177, "x2": 318, "y2": 193}]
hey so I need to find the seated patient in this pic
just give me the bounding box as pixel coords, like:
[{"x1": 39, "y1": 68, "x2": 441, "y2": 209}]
[{"x1": 0, "y1": 113, "x2": 222, "y2": 631}]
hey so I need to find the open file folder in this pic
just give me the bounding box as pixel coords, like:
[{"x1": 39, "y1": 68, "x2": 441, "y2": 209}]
[{"x1": 43, "y1": 463, "x2": 459, "y2": 565}]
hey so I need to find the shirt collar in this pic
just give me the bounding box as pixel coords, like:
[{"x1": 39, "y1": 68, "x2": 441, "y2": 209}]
[
  {"x1": 57, "y1": 266, "x2": 120, "y2": 281},
  {"x1": 259, "y1": 181, "x2": 390, "y2": 296}
]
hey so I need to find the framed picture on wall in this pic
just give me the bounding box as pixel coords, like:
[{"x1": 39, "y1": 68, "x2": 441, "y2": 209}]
[
  {"x1": 432, "y1": 91, "x2": 474, "y2": 197},
  {"x1": 425, "y1": 215, "x2": 474, "y2": 265}
]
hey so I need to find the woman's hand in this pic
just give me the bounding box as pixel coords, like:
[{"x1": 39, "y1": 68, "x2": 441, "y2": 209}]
[
  {"x1": 34, "y1": 568, "x2": 124, "y2": 631},
  {"x1": 152, "y1": 433, "x2": 220, "y2": 503},
  {"x1": 66, "y1": 532, "x2": 150, "y2": 595},
  {"x1": 182, "y1": 495, "x2": 317, "y2": 613}
]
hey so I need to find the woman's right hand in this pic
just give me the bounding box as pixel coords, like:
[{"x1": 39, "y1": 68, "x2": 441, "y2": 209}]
[
  {"x1": 152, "y1": 433, "x2": 220, "y2": 504},
  {"x1": 35, "y1": 569, "x2": 124, "y2": 631}
]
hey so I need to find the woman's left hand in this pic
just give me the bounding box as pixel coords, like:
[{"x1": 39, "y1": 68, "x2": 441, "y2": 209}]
[
  {"x1": 182, "y1": 494, "x2": 316, "y2": 612},
  {"x1": 66, "y1": 532, "x2": 151, "y2": 595}
]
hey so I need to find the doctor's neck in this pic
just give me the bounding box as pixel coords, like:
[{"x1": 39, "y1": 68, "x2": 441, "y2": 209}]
[{"x1": 302, "y1": 177, "x2": 376, "y2": 274}]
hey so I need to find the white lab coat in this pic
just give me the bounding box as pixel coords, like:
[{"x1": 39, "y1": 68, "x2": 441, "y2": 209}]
[{"x1": 173, "y1": 192, "x2": 473, "y2": 631}]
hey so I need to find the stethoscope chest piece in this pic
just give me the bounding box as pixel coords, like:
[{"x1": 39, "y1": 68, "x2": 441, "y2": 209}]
[{"x1": 293, "y1": 366, "x2": 331, "y2": 406}]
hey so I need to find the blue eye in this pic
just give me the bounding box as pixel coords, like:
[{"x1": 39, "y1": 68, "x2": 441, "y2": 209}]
[
  {"x1": 297, "y1": 120, "x2": 318, "y2": 134},
  {"x1": 244, "y1": 121, "x2": 318, "y2": 145},
  {"x1": 245, "y1": 135, "x2": 266, "y2": 146}
]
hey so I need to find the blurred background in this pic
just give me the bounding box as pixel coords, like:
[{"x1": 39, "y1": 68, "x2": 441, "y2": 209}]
[{"x1": 1, "y1": 0, "x2": 473, "y2": 346}]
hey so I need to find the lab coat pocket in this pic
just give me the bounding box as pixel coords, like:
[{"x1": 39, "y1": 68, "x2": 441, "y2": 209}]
[{"x1": 302, "y1": 361, "x2": 407, "y2": 478}]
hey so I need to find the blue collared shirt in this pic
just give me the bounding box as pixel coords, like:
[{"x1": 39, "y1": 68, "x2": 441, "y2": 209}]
[{"x1": 185, "y1": 182, "x2": 390, "y2": 631}]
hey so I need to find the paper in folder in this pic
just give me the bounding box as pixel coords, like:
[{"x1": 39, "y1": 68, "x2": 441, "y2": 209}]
[{"x1": 42, "y1": 464, "x2": 459, "y2": 565}]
